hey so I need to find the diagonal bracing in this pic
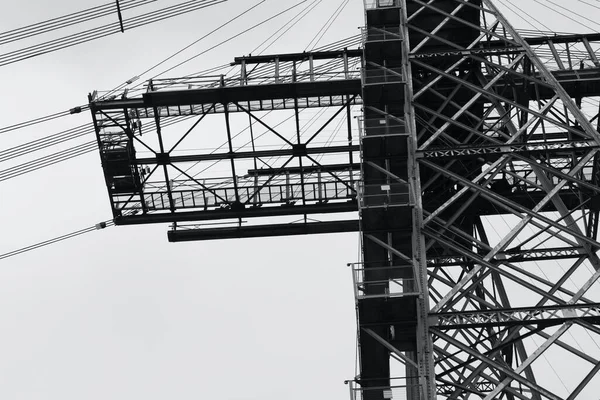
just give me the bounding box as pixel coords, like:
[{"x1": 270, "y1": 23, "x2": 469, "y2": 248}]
[{"x1": 397, "y1": 0, "x2": 600, "y2": 398}]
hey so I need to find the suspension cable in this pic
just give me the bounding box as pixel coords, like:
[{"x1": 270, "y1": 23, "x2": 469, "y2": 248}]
[
  {"x1": 0, "y1": 0, "x2": 226, "y2": 67},
  {"x1": 0, "y1": 0, "x2": 155, "y2": 46},
  {"x1": 0, "y1": 219, "x2": 114, "y2": 261}
]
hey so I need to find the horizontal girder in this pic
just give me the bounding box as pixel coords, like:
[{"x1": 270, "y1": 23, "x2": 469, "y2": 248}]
[
  {"x1": 114, "y1": 200, "x2": 358, "y2": 225},
  {"x1": 91, "y1": 79, "x2": 363, "y2": 117},
  {"x1": 167, "y1": 219, "x2": 359, "y2": 241},
  {"x1": 432, "y1": 303, "x2": 600, "y2": 329},
  {"x1": 90, "y1": 68, "x2": 600, "y2": 119},
  {"x1": 231, "y1": 49, "x2": 363, "y2": 64}
]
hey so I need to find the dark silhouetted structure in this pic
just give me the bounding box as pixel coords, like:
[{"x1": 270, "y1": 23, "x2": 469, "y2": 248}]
[{"x1": 89, "y1": 1, "x2": 600, "y2": 398}]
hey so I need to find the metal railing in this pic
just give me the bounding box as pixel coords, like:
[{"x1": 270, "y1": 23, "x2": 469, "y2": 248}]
[
  {"x1": 351, "y1": 264, "x2": 420, "y2": 300},
  {"x1": 359, "y1": 116, "x2": 408, "y2": 138},
  {"x1": 111, "y1": 171, "x2": 359, "y2": 211},
  {"x1": 146, "y1": 69, "x2": 361, "y2": 92},
  {"x1": 348, "y1": 378, "x2": 423, "y2": 400},
  {"x1": 357, "y1": 182, "x2": 411, "y2": 208},
  {"x1": 362, "y1": 26, "x2": 403, "y2": 43},
  {"x1": 124, "y1": 95, "x2": 363, "y2": 119},
  {"x1": 363, "y1": 0, "x2": 401, "y2": 10},
  {"x1": 363, "y1": 66, "x2": 404, "y2": 86}
]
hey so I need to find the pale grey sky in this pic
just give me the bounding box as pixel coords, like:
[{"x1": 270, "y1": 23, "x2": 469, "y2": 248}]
[{"x1": 0, "y1": 1, "x2": 599, "y2": 399}]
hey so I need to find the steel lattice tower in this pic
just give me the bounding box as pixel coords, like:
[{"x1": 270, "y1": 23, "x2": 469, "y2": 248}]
[{"x1": 89, "y1": 0, "x2": 600, "y2": 398}]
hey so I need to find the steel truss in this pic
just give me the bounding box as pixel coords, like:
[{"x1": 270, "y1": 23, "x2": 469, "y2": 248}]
[
  {"x1": 87, "y1": 0, "x2": 600, "y2": 398},
  {"x1": 393, "y1": 0, "x2": 600, "y2": 398},
  {"x1": 89, "y1": 50, "x2": 364, "y2": 237}
]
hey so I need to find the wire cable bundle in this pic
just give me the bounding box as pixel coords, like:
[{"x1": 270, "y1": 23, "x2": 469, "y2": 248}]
[
  {"x1": 0, "y1": 123, "x2": 93, "y2": 163},
  {"x1": 0, "y1": 0, "x2": 227, "y2": 67},
  {"x1": 0, "y1": 0, "x2": 155, "y2": 46},
  {"x1": 0, "y1": 219, "x2": 115, "y2": 261}
]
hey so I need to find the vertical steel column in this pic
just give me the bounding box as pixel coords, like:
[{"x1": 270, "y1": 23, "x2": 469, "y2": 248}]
[
  {"x1": 400, "y1": 1, "x2": 435, "y2": 397},
  {"x1": 358, "y1": 1, "x2": 434, "y2": 399}
]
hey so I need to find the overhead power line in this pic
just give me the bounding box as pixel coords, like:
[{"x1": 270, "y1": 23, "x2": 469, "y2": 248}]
[
  {"x1": 305, "y1": 0, "x2": 350, "y2": 51},
  {"x1": 0, "y1": 0, "x2": 155, "y2": 46},
  {"x1": 500, "y1": 0, "x2": 553, "y2": 32},
  {"x1": 0, "y1": 141, "x2": 98, "y2": 182},
  {"x1": 132, "y1": 0, "x2": 311, "y2": 86},
  {"x1": 0, "y1": 219, "x2": 114, "y2": 261},
  {"x1": 0, "y1": 115, "x2": 194, "y2": 181},
  {"x1": 0, "y1": 0, "x2": 227, "y2": 67},
  {"x1": 0, "y1": 106, "x2": 87, "y2": 135},
  {"x1": 103, "y1": 0, "x2": 267, "y2": 99},
  {"x1": 0, "y1": 0, "x2": 311, "y2": 140},
  {"x1": 0, "y1": 0, "x2": 263, "y2": 134},
  {"x1": 251, "y1": 0, "x2": 321, "y2": 55},
  {"x1": 531, "y1": 0, "x2": 599, "y2": 32},
  {"x1": 0, "y1": 124, "x2": 93, "y2": 163}
]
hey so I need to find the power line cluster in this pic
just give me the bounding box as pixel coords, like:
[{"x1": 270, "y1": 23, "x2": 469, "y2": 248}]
[
  {"x1": 0, "y1": 0, "x2": 258, "y2": 183},
  {"x1": 0, "y1": 0, "x2": 226, "y2": 67},
  {"x1": 0, "y1": 115, "x2": 195, "y2": 182},
  {"x1": 0, "y1": 0, "x2": 155, "y2": 46},
  {"x1": 0, "y1": 219, "x2": 114, "y2": 261},
  {"x1": 0, "y1": 123, "x2": 92, "y2": 163},
  {"x1": 0, "y1": 139, "x2": 97, "y2": 182},
  {"x1": 0, "y1": 108, "x2": 85, "y2": 135},
  {"x1": 498, "y1": 0, "x2": 600, "y2": 33},
  {"x1": 306, "y1": 0, "x2": 350, "y2": 50}
]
